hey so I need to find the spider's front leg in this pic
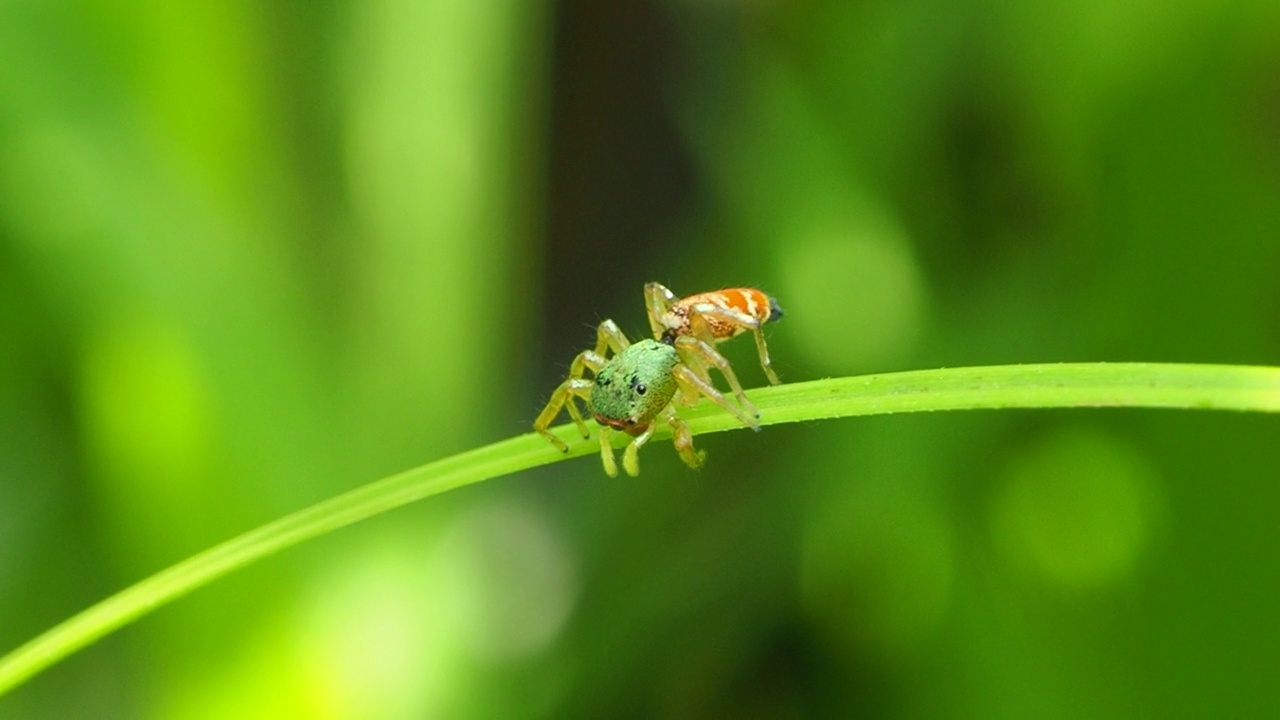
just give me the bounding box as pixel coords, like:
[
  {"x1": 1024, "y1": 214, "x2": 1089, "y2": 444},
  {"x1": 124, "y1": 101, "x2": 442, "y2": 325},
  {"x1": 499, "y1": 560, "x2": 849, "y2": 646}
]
[
  {"x1": 644, "y1": 282, "x2": 679, "y2": 339},
  {"x1": 614, "y1": 406, "x2": 705, "y2": 476},
  {"x1": 534, "y1": 378, "x2": 594, "y2": 451},
  {"x1": 580, "y1": 319, "x2": 631, "y2": 367},
  {"x1": 596, "y1": 426, "x2": 620, "y2": 477},
  {"x1": 619, "y1": 423, "x2": 657, "y2": 478},
  {"x1": 534, "y1": 319, "x2": 630, "y2": 452}
]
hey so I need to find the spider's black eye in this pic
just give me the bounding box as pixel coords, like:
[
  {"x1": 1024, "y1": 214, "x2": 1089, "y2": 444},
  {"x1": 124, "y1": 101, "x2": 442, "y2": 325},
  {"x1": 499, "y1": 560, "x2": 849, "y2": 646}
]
[{"x1": 635, "y1": 383, "x2": 647, "y2": 395}]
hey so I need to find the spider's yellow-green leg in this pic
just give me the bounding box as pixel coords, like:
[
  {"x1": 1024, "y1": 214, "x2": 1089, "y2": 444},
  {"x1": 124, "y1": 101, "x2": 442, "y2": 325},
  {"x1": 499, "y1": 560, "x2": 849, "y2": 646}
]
[
  {"x1": 598, "y1": 425, "x2": 619, "y2": 478},
  {"x1": 751, "y1": 327, "x2": 781, "y2": 385},
  {"x1": 689, "y1": 305, "x2": 780, "y2": 385},
  {"x1": 534, "y1": 379, "x2": 593, "y2": 450},
  {"x1": 586, "y1": 319, "x2": 631, "y2": 359},
  {"x1": 663, "y1": 406, "x2": 705, "y2": 469},
  {"x1": 643, "y1": 282, "x2": 679, "y2": 338},
  {"x1": 673, "y1": 365, "x2": 760, "y2": 431},
  {"x1": 621, "y1": 423, "x2": 657, "y2": 477},
  {"x1": 673, "y1": 335, "x2": 759, "y2": 418},
  {"x1": 535, "y1": 318, "x2": 633, "y2": 453}
]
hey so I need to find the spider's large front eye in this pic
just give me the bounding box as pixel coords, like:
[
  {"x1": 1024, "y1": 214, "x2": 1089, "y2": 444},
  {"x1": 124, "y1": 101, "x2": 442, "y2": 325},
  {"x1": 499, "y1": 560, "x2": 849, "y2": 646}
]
[{"x1": 635, "y1": 384, "x2": 647, "y2": 395}]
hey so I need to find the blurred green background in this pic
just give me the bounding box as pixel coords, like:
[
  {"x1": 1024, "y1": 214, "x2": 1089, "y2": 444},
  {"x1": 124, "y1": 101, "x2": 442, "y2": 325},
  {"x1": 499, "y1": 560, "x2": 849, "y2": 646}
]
[{"x1": 3, "y1": 0, "x2": 1280, "y2": 717}]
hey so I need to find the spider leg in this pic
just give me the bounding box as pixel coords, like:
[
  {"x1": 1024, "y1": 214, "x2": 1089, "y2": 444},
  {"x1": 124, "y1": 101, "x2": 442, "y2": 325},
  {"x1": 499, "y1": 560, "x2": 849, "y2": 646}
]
[
  {"x1": 690, "y1": 302, "x2": 760, "y2": 329},
  {"x1": 644, "y1": 282, "x2": 679, "y2": 339},
  {"x1": 689, "y1": 305, "x2": 780, "y2": 385},
  {"x1": 662, "y1": 405, "x2": 705, "y2": 470},
  {"x1": 752, "y1": 327, "x2": 781, "y2": 385},
  {"x1": 534, "y1": 378, "x2": 594, "y2": 450},
  {"x1": 621, "y1": 423, "x2": 657, "y2": 477},
  {"x1": 671, "y1": 348, "x2": 711, "y2": 405},
  {"x1": 592, "y1": 318, "x2": 631, "y2": 355},
  {"x1": 673, "y1": 335, "x2": 759, "y2": 418},
  {"x1": 536, "y1": 319, "x2": 629, "y2": 451},
  {"x1": 598, "y1": 425, "x2": 619, "y2": 478},
  {"x1": 673, "y1": 365, "x2": 760, "y2": 431},
  {"x1": 567, "y1": 319, "x2": 630, "y2": 382}
]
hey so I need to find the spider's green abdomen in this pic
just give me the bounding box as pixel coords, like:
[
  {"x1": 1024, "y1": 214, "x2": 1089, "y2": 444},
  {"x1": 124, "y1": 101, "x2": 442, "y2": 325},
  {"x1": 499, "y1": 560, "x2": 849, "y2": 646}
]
[{"x1": 590, "y1": 340, "x2": 680, "y2": 436}]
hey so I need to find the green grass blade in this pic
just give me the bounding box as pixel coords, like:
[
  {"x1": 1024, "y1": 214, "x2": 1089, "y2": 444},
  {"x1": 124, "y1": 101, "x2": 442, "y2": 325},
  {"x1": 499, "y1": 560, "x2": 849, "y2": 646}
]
[{"x1": 2, "y1": 362, "x2": 1278, "y2": 695}]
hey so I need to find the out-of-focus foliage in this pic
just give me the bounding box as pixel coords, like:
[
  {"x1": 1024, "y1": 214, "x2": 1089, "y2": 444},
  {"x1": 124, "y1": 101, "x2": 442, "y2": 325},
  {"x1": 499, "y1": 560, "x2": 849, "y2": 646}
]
[{"x1": 2, "y1": 0, "x2": 1278, "y2": 717}]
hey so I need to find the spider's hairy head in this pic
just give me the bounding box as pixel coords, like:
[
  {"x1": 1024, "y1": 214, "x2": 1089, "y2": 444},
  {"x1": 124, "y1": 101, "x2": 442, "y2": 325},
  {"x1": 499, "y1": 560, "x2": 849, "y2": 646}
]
[{"x1": 590, "y1": 340, "x2": 680, "y2": 437}]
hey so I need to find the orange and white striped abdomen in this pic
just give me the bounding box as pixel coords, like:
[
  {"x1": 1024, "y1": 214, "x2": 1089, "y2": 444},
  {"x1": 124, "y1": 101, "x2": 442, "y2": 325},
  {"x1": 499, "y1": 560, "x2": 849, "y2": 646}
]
[{"x1": 661, "y1": 288, "x2": 782, "y2": 342}]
